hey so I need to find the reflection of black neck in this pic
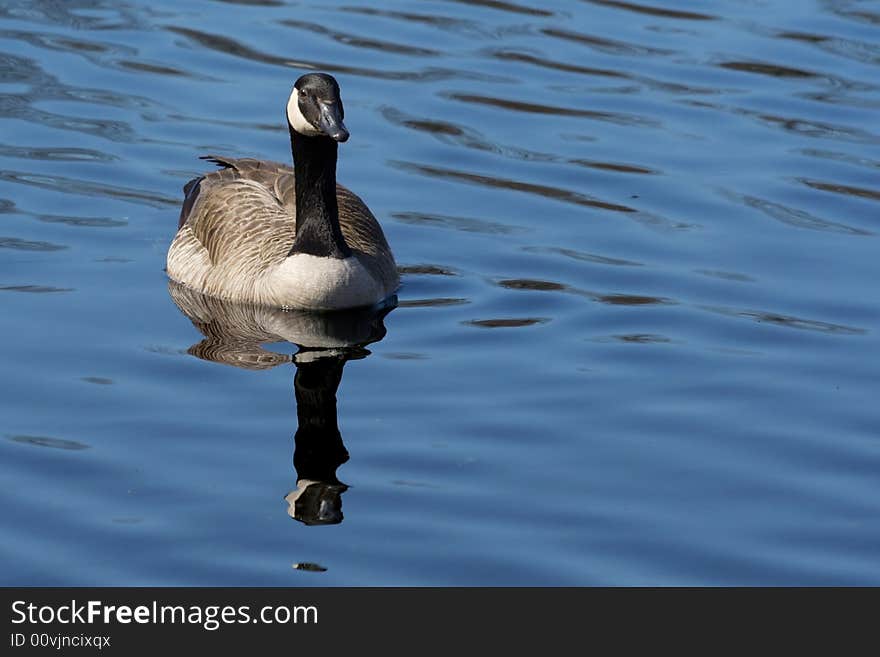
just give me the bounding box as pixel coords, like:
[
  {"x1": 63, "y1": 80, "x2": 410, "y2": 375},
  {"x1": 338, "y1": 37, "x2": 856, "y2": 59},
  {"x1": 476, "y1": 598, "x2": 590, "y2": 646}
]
[
  {"x1": 292, "y1": 355, "x2": 349, "y2": 484},
  {"x1": 288, "y1": 127, "x2": 351, "y2": 259}
]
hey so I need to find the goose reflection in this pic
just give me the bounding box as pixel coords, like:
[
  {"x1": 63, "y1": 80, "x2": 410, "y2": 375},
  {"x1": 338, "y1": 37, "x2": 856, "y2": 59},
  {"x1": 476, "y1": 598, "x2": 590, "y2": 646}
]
[{"x1": 168, "y1": 281, "x2": 394, "y2": 525}]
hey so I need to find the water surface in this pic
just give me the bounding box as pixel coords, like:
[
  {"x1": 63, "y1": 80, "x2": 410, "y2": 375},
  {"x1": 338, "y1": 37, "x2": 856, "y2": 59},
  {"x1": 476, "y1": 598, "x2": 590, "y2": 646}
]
[{"x1": 1, "y1": 0, "x2": 879, "y2": 585}]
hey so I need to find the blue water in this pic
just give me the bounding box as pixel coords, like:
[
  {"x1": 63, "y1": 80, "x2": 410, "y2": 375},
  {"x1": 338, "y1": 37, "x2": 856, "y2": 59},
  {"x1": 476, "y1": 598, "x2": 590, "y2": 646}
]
[{"x1": 1, "y1": 0, "x2": 878, "y2": 585}]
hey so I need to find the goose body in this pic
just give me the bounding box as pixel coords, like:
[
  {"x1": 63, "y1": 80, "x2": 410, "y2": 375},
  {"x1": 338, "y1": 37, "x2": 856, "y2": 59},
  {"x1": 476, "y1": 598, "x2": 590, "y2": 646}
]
[{"x1": 167, "y1": 73, "x2": 399, "y2": 310}]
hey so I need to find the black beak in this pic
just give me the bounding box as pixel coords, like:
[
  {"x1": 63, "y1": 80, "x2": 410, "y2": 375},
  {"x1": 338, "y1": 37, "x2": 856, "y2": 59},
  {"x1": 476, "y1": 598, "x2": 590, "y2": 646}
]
[{"x1": 317, "y1": 102, "x2": 349, "y2": 142}]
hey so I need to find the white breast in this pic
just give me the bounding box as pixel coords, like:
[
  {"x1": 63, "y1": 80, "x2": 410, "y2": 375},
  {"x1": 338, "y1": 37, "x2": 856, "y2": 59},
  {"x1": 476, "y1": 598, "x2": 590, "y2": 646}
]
[{"x1": 266, "y1": 254, "x2": 384, "y2": 310}]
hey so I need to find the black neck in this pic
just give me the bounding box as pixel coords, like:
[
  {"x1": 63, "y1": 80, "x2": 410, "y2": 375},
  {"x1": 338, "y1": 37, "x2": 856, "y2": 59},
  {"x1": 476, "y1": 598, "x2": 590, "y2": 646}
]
[
  {"x1": 292, "y1": 356, "x2": 349, "y2": 483},
  {"x1": 288, "y1": 127, "x2": 351, "y2": 259}
]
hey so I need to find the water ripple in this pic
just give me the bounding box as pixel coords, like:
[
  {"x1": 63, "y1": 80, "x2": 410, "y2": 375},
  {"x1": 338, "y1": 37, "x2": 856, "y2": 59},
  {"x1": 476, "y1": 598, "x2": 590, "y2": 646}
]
[
  {"x1": 445, "y1": 92, "x2": 659, "y2": 127},
  {"x1": 383, "y1": 106, "x2": 659, "y2": 174},
  {"x1": 584, "y1": 0, "x2": 717, "y2": 21},
  {"x1": 443, "y1": 0, "x2": 553, "y2": 18},
  {"x1": 724, "y1": 190, "x2": 873, "y2": 236},
  {"x1": 718, "y1": 60, "x2": 819, "y2": 79},
  {"x1": 541, "y1": 27, "x2": 676, "y2": 56},
  {"x1": 829, "y1": 5, "x2": 880, "y2": 27},
  {"x1": 398, "y1": 264, "x2": 459, "y2": 277},
  {"x1": 594, "y1": 293, "x2": 671, "y2": 306},
  {"x1": 392, "y1": 211, "x2": 525, "y2": 235},
  {"x1": 0, "y1": 1, "x2": 146, "y2": 31},
  {"x1": 7, "y1": 434, "x2": 90, "y2": 450},
  {"x1": 497, "y1": 278, "x2": 566, "y2": 292},
  {"x1": 279, "y1": 20, "x2": 441, "y2": 57},
  {"x1": 339, "y1": 6, "x2": 485, "y2": 37},
  {"x1": 391, "y1": 160, "x2": 638, "y2": 213},
  {"x1": 702, "y1": 306, "x2": 867, "y2": 335},
  {"x1": 166, "y1": 26, "x2": 500, "y2": 82},
  {"x1": 777, "y1": 30, "x2": 880, "y2": 66},
  {"x1": 0, "y1": 236, "x2": 67, "y2": 251},
  {"x1": 695, "y1": 270, "x2": 755, "y2": 284},
  {"x1": 0, "y1": 169, "x2": 177, "y2": 207},
  {"x1": 0, "y1": 284, "x2": 74, "y2": 293},
  {"x1": 382, "y1": 106, "x2": 551, "y2": 161},
  {"x1": 570, "y1": 159, "x2": 658, "y2": 175},
  {"x1": 36, "y1": 213, "x2": 128, "y2": 229},
  {"x1": 2, "y1": 24, "x2": 213, "y2": 80},
  {"x1": 486, "y1": 47, "x2": 627, "y2": 79},
  {"x1": 522, "y1": 245, "x2": 644, "y2": 267},
  {"x1": 0, "y1": 144, "x2": 116, "y2": 162},
  {"x1": 399, "y1": 298, "x2": 470, "y2": 308},
  {"x1": 464, "y1": 317, "x2": 549, "y2": 328},
  {"x1": 0, "y1": 92, "x2": 139, "y2": 143},
  {"x1": 799, "y1": 148, "x2": 880, "y2": 171},
  {"x1": 115, "y1": 59, "x2": 204, "y2": 78},
  {"x1": 495, "y1": 275, "x2": 673, "y2": 307},
  {"x1": 798, "y1": 178, "x2": 880, "y2": 203},
  {"x1": 684, "y1": 100, "x2": 880, "y2": 145},
  {"x1": 594, "y1": 333, "x2": 673, "y2": 344},
  {"x1": 81, "y1": 377, "x2": 114, "y2": 385}
]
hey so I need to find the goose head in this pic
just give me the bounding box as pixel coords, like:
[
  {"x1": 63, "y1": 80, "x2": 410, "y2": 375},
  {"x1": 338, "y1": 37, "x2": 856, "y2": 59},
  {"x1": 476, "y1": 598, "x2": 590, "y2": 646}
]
[{"x1": 286, "y1": 72, "x2": 349, "y2": 142}]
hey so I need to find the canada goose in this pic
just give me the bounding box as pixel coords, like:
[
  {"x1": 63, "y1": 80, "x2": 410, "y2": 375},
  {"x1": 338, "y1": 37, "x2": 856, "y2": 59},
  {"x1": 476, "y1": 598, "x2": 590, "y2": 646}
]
[{"x1": 167, "y1": 72, "x2": 399, "y2": 310}]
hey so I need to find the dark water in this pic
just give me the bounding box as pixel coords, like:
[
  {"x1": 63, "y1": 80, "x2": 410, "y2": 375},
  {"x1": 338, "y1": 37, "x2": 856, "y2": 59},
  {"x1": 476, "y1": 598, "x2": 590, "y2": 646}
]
[{"x1": 1, "y1": 0, "x2": 878, "y2": 585}]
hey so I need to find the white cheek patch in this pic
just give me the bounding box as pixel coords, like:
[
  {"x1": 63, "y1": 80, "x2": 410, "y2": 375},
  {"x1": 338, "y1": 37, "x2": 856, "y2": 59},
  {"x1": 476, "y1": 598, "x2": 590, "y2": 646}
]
[{"x1": 286, "y1": 90, "x2": 322, "y2": 136}]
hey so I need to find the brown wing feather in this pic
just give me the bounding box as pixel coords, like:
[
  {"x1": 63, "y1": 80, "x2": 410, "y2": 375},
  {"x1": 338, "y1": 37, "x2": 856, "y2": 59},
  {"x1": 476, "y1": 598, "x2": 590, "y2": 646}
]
[
  {"x1": 336, "y1": 187, "x2": 399, "y2": 290},
  {"x1": 191, "y1": 180, "x2": 293, "y2": 268},
  {"x1": 182, "y1": 156, "x2": 295, "y2": 271}
]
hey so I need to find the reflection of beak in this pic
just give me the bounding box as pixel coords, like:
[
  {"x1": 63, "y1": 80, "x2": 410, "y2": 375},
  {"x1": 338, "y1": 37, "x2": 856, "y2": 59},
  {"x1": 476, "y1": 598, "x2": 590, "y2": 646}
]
[
  {"x1": 285, "y1": 480, "x2": 347, "y2": 525},
  {"x1": 317, "y1": 102, "x2": 349, "y2": 142}
]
